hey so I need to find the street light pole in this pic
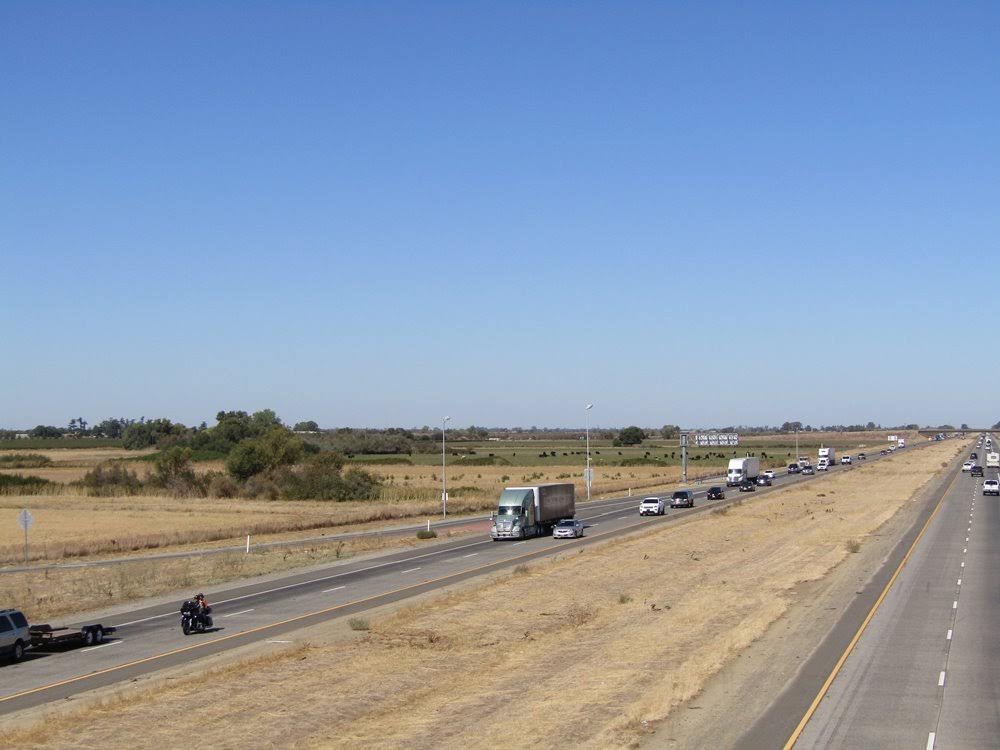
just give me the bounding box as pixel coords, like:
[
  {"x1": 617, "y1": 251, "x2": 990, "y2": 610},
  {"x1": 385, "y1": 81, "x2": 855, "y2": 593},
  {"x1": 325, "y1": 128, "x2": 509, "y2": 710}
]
[
  {"x1": 585, "y1": 404, "x2": 593, "y2": 502},
  {"x1": 795, "y1": 428, "x2": 799, "y2": 460},
  {"x1": 441, "y1": 416, "x2": 451, "y2": 518}
]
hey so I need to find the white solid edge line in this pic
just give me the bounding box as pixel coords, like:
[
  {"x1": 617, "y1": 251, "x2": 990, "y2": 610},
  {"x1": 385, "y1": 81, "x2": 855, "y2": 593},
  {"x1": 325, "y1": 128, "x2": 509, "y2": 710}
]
[
  {"x1": 81, "y1": 640, "x2": 124, "y2": 653},
  {"x1": 266, "y1": 639, "x2": 292, "y2": 644},
  {"x1": 938, "y1": 671, "x2": 946, "y2": 687},
  {"x1": 927, "y1": 732, "x2": 936, "y2": 750},
  {"x1": 221, "y1": 608, "x2": 254, "y2": 618},
  {"x1": 322, "y1": 585, "x2": 346, "y2": 593},
  {"x1": 399, "y1": 567, "x2": 421, "y2": 574}
]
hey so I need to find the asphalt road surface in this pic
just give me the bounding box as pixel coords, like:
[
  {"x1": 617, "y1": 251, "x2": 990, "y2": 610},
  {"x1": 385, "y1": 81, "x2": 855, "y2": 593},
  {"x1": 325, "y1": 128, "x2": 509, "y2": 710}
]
[
  {"x1": 782, "y1": 441, "x2": 998, "y2": 749},
  {"x1": 0, "y1": 443, "x2": 931, "y2": 717}
]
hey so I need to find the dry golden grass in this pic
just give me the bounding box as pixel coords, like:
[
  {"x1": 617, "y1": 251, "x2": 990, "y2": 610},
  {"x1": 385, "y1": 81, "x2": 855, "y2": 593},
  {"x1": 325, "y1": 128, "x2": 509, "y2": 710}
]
[
  {"x1": 0, "y1": 440, "x2": 964, "y2": 750},
  {"x1": 0, "y1": 462, "x2": 719, "y2": 565}
]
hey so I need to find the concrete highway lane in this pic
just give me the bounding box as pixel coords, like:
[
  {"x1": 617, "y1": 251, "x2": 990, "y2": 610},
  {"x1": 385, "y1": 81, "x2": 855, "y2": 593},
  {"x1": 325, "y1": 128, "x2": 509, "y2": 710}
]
[
  {"x1": 787, "y1": 444, "x2": 997, "y2": 749},
  {"x1": 0, "y1": 445, "x2": 923, "y2": 716}
]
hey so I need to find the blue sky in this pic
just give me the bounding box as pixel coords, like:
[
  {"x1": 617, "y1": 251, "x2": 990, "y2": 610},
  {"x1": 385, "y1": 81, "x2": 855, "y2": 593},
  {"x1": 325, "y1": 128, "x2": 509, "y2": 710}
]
[{"x1": 2, "y1": 2, "x2": 998, "y2": 429}]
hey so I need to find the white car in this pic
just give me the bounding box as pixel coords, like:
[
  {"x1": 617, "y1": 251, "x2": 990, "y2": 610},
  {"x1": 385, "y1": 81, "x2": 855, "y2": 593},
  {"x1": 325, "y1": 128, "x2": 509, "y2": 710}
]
[
  {"x1": 816, "y1": 462, "x2": 829, "y2": 471},
  {"x1": 984, "y1": 480, "x2": 1000, "y2": 496},
  {"x1": 638, "y1": 496, "x2": 666, "y2": 516},
  {"x1": 762, "y1": 470, "x2": 775, "y2": 480},
  {"x1": 962, "y1": 461, "x2": 974, "y2": 472},
  {"x1": 0, "y1": 608, "x2": 30, "y2": 662},
  {"x1": 841, "y1": 456, "x2": 852, "y2": 465},
  {"x1": 552, "y1": 518, "x2": 584, "y2": 538}
]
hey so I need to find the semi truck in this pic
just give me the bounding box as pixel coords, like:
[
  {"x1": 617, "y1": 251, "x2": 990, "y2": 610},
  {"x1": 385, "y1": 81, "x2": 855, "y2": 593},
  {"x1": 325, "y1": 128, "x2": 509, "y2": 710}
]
[
  {"x1": 726, "y1": 457, "x2": 761, "y2": 486},
  {"x1": 491, "y1": 483, "x2": 575, "y2": 540},
  {"x1": 987, "y1": 452, "x2": 1000, "y2": 469},
  {"x1": 818, "y1": 446, "x2": 836, "y2": 465},
  {"x1": 897, "y1": 438, "x2": 906, "y2": 448}
]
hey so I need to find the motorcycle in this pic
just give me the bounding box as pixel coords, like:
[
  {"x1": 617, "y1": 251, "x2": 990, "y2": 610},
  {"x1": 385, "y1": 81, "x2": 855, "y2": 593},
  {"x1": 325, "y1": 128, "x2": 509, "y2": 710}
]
[{"x1": 180, "y1": 600, "x2": 213, "y2": 635}]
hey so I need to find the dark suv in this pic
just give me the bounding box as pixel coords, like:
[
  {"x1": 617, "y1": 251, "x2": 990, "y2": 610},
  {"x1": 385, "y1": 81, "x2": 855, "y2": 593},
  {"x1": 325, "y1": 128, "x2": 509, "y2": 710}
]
[
  {"x1": 670, "y1": 490, "x2": 695, "y2": 508},
  {"x1": 971, "y1": 465, "x2": 984, "y2": 477},
  {"x1": 756, "y1": 474, "x2": 772, "y2": 486},
  {"x1": 707, "y1": 486, "x2": 725, "y2": 500},
  {"x1": 738, "y1": 478, "x2": 756, "y2": 492},
  {"x1": 787, "y1": 463, "x2": 801, "y2": 474}
]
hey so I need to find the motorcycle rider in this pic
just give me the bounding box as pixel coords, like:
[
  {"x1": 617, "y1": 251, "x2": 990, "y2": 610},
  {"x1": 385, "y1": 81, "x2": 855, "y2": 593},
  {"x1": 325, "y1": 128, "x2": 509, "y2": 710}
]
[{"x1": 194, "y1": 592, "x2": 213, "y2": 628}]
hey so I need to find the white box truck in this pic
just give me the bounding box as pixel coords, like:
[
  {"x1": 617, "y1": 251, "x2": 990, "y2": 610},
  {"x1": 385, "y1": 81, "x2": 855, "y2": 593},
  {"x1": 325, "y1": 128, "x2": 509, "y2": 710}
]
[
  {"x1": 726, "y1": 457, "x2": 761, "y2": 486},
  {"x1": 491, "y1": 483, "x2": 575, "y2": 540},
  {"x1": 987, "y1": 452, "x2": 1000, "y2": 469},
  {"x1": 818, "y1": 446, "x2": 836, "y2": 465}
]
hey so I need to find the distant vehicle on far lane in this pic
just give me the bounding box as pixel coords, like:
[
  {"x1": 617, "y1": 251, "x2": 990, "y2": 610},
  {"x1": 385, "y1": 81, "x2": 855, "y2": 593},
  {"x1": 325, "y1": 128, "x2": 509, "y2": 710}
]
[
  {"x1": 841, "y1": 455, "x2": 852, "y2": 465},
  {"x1": 857, "y1": 452, "x2": 866, "y2": 460}
]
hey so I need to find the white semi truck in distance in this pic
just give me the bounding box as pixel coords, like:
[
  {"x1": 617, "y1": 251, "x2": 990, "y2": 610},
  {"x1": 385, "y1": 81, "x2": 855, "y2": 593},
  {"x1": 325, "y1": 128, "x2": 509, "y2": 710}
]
[
  {"x1": 491, "y1": 483, "x2": 575, "y2": 540},
  {"x1": 987, "y1": 452, "x2": 1000, "y2": 469},
  {"x1": 897, "y1": 438, "x2": 906, "y2": 448},
  {"x1": 726, "y1": 457, "x2": 761, "y2": 486},
  {"x1": 817, "y1": 446, "x2": 836, "y2": 468}
]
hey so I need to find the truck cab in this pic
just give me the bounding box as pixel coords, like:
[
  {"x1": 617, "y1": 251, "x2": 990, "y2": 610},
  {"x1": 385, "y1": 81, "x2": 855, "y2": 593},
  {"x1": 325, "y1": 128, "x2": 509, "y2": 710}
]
[{"x1": 491, "y1": 488, "x2": 536, "y2": 539}]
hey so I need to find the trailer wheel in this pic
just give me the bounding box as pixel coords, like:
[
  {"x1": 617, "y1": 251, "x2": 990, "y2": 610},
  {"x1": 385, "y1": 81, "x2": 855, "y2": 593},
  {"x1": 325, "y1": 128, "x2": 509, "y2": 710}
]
[
  {"x1": 83, "y1": 629, "x2": 95, "y2": 646},
  {"x1": 94, "y1": 627, "x2": 104, "y2": 644},
  {"x1": 12, "y1": 640, "x2": 25, "y2": 663}
]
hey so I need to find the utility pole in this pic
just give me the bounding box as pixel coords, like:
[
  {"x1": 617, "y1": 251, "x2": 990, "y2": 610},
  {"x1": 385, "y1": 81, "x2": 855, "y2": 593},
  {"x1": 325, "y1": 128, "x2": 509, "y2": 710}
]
[
  {"x1": 585, "y1": 404, "x2": 594, "y2": 502},
  {"x1": 441, "y1": 416, "x2": 451, "y2": 518},
  {"x1": 681, "y1": 431, "x2": 689, "y2": 483}
]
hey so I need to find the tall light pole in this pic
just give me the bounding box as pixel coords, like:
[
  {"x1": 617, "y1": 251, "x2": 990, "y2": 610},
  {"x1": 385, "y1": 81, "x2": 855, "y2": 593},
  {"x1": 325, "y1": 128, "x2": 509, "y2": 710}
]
[
  {"x1": 585, "y1": 404, "x2": 594, "y2": 502},
  {"x1": 441, "y1": 416, "x2": 451, "y2": 518},
  {"x1": 795, "y1": 428, "x2": 799, "y2": 460}
]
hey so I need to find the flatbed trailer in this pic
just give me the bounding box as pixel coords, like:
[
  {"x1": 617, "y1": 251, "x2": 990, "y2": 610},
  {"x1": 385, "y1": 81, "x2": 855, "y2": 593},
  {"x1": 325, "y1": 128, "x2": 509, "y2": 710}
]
[{"x1": 29, "y1": 622, "x2": 116, "y2": 649}]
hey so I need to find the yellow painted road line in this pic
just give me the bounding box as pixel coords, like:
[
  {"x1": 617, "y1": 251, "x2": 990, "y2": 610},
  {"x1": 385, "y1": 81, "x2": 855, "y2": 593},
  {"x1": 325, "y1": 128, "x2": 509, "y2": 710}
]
[{"x1": 782, "y1": 460, "x2": 965, "y2": 749}]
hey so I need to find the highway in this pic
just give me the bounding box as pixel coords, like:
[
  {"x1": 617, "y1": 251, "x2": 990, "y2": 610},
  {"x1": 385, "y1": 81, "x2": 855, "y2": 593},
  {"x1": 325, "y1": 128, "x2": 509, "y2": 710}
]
[
  {"x1": 0, "y1": 445, "x2": 926, "y2": 717},
  {"x1": 781, "y1": 440, "x2": 999, "y2": 749}
]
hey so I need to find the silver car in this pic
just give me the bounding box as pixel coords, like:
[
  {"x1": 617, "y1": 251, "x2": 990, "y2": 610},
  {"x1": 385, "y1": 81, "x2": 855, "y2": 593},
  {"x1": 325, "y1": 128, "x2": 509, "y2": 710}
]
[{"x1": 552, "y1": 518, "x2": 584, "y2": 538}]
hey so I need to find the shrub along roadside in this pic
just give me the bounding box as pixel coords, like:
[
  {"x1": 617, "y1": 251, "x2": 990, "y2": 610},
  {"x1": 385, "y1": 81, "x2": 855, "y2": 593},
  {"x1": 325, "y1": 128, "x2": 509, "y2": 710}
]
[{"x1": 0, "y1": 474, "x2": 56, "y2": 495}]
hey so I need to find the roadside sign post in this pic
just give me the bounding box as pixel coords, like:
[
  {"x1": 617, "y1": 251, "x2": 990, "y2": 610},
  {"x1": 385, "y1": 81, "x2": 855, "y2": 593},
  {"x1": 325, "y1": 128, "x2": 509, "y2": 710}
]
[{"x1": 17, "y1": 508, "x2": 34, "y2": 564}]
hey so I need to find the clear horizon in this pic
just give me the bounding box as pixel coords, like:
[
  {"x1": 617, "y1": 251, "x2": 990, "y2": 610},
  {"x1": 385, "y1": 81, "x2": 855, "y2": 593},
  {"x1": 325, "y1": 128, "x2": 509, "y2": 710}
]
[{"x1": 4, "y1": 2, "x2": 998, "y2": 429}]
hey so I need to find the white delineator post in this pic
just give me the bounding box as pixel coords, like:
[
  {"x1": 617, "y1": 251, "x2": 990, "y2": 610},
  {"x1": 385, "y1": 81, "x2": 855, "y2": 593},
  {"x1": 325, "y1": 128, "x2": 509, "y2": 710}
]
[{"x1": 246, "y1": 534, "x2": 250, "y2": 554}]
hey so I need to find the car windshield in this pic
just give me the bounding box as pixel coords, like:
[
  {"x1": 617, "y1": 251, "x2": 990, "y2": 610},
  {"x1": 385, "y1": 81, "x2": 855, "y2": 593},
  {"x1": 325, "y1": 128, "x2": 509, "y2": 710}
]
[
  {"x1": 557, "y1": 520, "x2": 575, "y2": 526},
  {"x1": 709, "y1": 487, "x2": 721, "y2": 492},
  {"x1": 672, "y1": 492, "x2": 689, "y2": 499},
  {"x1": 642, "y1": 498, "x2": 659, "y2": 502}
]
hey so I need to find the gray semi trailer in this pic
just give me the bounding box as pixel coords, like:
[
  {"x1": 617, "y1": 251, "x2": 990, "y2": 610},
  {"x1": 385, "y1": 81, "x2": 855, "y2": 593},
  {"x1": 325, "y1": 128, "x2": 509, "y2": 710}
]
[{"x1": 490, "y1": 483, "x2": 575, "y2": 540}]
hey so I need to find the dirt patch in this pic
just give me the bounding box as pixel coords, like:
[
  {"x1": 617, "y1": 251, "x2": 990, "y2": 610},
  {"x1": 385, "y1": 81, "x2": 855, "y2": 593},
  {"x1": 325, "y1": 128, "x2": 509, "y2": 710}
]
[{"x1": 0, "y1": 441, "x2": 963, "y2": 749}]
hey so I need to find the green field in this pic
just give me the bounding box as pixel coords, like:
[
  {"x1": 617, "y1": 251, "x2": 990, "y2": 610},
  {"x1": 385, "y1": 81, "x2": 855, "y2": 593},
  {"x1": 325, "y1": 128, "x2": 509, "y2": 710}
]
[{"x1": 347, "y1": 434, "x2": 899, "y2": 470}]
